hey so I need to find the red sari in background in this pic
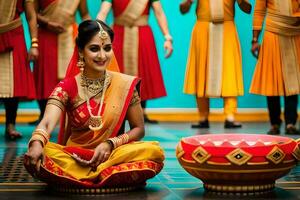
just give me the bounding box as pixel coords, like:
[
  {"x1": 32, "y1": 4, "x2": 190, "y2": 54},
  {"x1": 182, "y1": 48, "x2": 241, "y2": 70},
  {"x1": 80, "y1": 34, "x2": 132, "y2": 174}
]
[
  {"x1": 0, "y1": 0, "x2": 36, "y2": 99},
  {"x1": 107, "y1": 0, "x2": 166, "y2": 101},
  {"x1": 34, "y1": 0, "x2": 79, "y2": 99}
]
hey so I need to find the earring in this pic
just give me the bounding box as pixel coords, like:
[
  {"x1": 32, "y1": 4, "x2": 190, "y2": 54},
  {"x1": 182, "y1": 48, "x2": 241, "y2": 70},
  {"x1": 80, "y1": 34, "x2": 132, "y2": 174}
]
[{"x1": 77, "y1": 54, "x2": 85, "y2": 72}]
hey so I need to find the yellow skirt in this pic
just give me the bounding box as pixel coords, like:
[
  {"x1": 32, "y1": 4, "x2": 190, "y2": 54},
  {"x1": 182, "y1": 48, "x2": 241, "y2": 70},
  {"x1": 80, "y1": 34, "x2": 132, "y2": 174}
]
[
  {"x1": 184, "y1": 20, "x2": 244, "y2": 97},
  {"x1": 250, "y1": 31, "x2": 300, "y2": 96},
  {"x1": 36, "y1": 141, "x2": 164, "y2": 188}
]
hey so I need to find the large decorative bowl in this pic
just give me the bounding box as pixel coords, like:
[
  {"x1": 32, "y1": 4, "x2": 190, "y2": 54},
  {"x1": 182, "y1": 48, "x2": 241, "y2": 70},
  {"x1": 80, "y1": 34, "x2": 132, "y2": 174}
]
[{"x1": 176, "y1": 134, "x2": 300, "y2": 193}]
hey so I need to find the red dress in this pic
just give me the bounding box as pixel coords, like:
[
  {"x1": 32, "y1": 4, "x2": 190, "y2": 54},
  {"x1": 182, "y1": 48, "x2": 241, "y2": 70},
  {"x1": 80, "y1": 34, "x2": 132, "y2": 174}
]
[
  {"x1": 0, "y1": 0, "x2": 36, "y2": 99},
  {"x1": 34, "y1": 0, "x2": 78, "y2": 99},
  {"x1": 110, "y1": 0, "x2": 167, "y2": 101}
]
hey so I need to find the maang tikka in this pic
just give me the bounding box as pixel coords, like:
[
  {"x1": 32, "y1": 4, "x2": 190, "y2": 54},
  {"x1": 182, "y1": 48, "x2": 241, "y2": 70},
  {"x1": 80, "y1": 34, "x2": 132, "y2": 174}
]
[{"x1": 97, "y1": 21, "x2": 108, "y2": 40}]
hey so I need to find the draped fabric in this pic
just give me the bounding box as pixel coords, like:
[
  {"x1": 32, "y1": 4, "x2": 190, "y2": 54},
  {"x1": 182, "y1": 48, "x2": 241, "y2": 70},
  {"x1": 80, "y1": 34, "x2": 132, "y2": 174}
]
[
  {"x1": 183, "y1": 0, "x2": 246, "y2": 97},
  {"x1": 105, "y1": 0, "x2": 167, "y2": 101},
  {"x1": 32, "y1": 70, "x2": 164, "y2": 188},
  {"x1": 0, "y1": 0, "x2": 36, "y2": 99},
  {"x1": 250, "y1": 0, "x2": 300, "y2": 96},
  {"x1": 33, "y1": 0, "x2": 79, "y2": 99}
]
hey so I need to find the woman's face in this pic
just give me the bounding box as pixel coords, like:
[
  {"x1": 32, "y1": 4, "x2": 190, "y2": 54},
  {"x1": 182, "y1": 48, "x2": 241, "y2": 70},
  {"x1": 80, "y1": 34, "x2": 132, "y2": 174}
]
[{"x1": 81, "y1": 32, "x2": 113, "y2": 76}]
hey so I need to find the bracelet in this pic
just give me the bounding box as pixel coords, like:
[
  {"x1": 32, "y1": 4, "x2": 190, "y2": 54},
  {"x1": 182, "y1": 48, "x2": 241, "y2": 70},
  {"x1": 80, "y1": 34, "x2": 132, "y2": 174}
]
[
  {"x1": 28, "y1": 135, "x2": 46, "y2": 147},
  {"x1": 28, "y1": 128, "x2": 50, "y2": 147},
  {"x1": 251, "y1": 37, "x2": 258, "y2": 44},
  {"x1": 31, "y1": 37, "x2": 38, "y2": 43},
  {"x1": 164, "y1": 34, "x2": 173, "y2": 42},
  {"x1": 31, "y1": 43, "x2": 39, "y2": 48},
  {"x1": 107, "y1": 133, "x2": 130, "y2": 149},
  {"x1": 105, "y1": 139, "x2": 114, "y2": 150}
]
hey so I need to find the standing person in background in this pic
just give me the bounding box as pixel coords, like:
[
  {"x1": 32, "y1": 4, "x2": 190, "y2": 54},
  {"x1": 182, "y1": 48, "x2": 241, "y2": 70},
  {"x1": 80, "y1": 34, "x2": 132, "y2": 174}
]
[
  {"x1": 30, "y1": 0, "x2": 90, "y2": 125},
  {"x1": 250, "y1": 0, "x2": 300, "y2": 135},
  {"x1": 180, "y1": 0, "x2": 251, "y2": 129},
  {"x1": 0, "y1": 0, "x2": 38, "y2": 139},
  {"x1": 97, "y1": 0, "x2": 173, "y2": 123}
]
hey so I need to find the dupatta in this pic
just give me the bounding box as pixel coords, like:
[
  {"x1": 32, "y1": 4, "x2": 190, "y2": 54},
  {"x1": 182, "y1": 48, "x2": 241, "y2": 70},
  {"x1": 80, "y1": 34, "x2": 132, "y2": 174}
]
[{"x1": 57, "y1": 45, "x2": 120, "y2": 144}]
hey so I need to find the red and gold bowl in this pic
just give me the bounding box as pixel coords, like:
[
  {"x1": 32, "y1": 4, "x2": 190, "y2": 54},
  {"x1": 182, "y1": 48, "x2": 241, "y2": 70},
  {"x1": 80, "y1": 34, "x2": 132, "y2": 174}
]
[{"x1": 176, "y1": 134, "x2": 300, "y2": 193}]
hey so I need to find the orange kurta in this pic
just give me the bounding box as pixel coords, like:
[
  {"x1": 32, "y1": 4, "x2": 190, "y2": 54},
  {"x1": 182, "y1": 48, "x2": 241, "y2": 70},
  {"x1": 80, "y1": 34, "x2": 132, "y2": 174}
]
[
  {"x1": 184, "y1": 0, "x2": 245, "y2": 97},
  {"x1": 250, "y1": 0, "x2": 300, "y2": 96}
]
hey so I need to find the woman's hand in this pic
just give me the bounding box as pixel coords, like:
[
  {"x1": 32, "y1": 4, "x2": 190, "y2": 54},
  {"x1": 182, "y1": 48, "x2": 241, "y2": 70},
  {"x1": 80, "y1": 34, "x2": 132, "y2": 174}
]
[
  {"x1": 46, "y1": 21, "x2": 66, "y2": 34},
  {"x1": 251, "y1": 41, "x2": 260, "y2": 59},
  {"x1": 164, "y1": 40, "x2": 173, "y2": 58},
  {"x1": 24, "y1": 140, "x2": 44, "y2": 177},
  {"x1": 28, "y1": 47, "x2": 39, "y2": 62},
  {"x1": 88, "y1": 142, "x2": 112, "y2": 171}
]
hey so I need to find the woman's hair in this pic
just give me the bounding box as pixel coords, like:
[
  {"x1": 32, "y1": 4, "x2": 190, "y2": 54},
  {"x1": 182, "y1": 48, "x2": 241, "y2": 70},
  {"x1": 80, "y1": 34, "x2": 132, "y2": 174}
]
[{"x1": 76, "y1": 19, "x2": 114, "y2": 50}]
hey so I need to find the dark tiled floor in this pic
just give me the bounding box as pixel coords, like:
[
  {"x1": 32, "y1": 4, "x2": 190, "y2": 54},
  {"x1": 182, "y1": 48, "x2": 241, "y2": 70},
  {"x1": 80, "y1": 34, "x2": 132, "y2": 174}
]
[{"x1": 0, "y1": 122, "x2": 300, "y2": 200}]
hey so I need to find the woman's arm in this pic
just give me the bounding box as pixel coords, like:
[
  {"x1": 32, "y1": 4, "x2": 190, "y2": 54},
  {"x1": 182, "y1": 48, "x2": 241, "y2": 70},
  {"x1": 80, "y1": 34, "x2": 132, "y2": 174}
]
[
  {"x1": 24, "y1": 1, "x2": 39, "y2": 61},
  {"x1": 96, "y1": 1, "x2": 112, "y2": 21},
  {"x1": 152, "y1": 1, "x2": 173, "y2": 58},
  {"x1": 78, "y1": 0, "x2": 91, "y2": 21},
  {"x1": 24, "y1": 104, "x2": 63, "y2": 173}
]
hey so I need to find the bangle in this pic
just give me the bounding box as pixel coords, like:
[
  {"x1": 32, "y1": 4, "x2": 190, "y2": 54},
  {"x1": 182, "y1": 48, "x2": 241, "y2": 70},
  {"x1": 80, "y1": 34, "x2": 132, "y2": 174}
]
[
  {"x1": 107, "y1": 133, "x2": 130, "y2": 149},
  {"x1": 105, "y1": 140, "x2": 114, "y2": 150},
  {"x1": 164, "y1": 34, "x2": 173, "y2": 42},
  {"x1": 31, "y1": 37, "x2": 38, "y2": 43},
  {"x1": 252, "y1": 37, "x2": 258, "y2": 44},
  {"x1": 31, "y1": 43, "x2": 39, "y2": 48},
  {"x1": 29, "y1": 128, "x2": 50, "y2": 147}
]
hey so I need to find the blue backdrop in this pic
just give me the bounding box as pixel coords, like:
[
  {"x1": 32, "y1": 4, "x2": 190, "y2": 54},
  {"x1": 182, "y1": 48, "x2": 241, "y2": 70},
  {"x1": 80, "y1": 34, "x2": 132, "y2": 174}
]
[{"x1": 18, "y1": 0, "x2": 280, "y2": 110}]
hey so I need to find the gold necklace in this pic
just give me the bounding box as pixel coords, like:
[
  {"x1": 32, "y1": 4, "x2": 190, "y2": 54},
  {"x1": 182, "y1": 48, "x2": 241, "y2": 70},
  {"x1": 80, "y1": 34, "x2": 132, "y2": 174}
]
[
  {"x1": 80, "y1": 73, "x2": 105, "y2": 94},
  {"x1": 82, "y1": 72, "x2": 109, "y2": 131}
]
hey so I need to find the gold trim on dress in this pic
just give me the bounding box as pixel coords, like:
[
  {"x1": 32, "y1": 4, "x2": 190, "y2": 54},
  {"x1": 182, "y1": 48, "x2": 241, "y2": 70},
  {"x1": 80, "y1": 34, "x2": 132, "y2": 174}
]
[
  {"x1": 41, "y1": 0, "x2": 80, "y2": 80},
  {"x1": 114, "y1": 0, "x2": 149, "y2": 77},
  {"x1": 123, "y1": 26, "x2": 139, "y2": 76},
  {"x1": 272, "y1": 0, "x2": 300, "y2": 95},
  {"x1": 0, "y1": 0, "x2": 17, "y2": 24},
  {"x1": 206, "y1": 0, "x2": 224, "y2": 97},
  {"x1": 114, "y1": 0, "x2": 149, "y2": 27},
  {"x1": 0, "y1": 51, "x2": 14, "y2": 97}
]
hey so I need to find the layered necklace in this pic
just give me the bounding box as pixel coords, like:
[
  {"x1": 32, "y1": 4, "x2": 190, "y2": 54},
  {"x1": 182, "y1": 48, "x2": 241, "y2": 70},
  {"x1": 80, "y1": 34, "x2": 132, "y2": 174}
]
[{"x1": 81, "y1": 72, "x2": 109, "y2": 131}]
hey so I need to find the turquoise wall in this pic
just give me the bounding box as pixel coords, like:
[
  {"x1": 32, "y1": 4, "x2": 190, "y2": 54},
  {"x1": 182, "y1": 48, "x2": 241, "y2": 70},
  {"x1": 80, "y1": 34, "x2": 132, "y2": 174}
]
[{"x1": 17, "y1": 0, "x2": 274, "y2": 109}]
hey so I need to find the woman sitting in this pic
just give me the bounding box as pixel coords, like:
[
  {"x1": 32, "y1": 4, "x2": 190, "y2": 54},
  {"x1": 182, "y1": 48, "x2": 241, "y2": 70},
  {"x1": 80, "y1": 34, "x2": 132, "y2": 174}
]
[{"x1": 24, "y1": 19, "x2": 164, "y2": 193}]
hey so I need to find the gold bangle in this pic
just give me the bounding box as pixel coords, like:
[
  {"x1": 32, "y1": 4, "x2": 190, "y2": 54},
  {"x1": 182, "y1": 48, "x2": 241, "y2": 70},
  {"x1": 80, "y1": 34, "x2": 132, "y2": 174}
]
[
  {"x1": 29, "y1": 135, "x2": 46, "y2": 147},
  {"x1": 33, "y1": 128, "x2": 50, "y2": 139},
  {"x1": 31, "y1": 37, "x2": 38, "y2": 43},
  {"x1": 31, "y1": 43, "x2": 39, "y2": 48}
]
